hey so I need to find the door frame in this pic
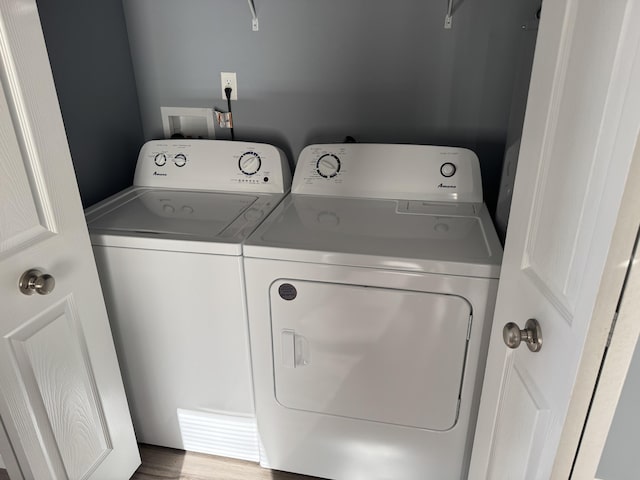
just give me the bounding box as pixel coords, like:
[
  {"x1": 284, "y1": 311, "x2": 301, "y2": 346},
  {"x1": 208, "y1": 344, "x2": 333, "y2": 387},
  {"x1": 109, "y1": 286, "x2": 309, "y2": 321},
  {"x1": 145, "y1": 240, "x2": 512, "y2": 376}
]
[
  {"x1": 547, "y1": 1, "x2": 640, "y2": 468},
  {"x1": 552, "y1": 132, "x2": 640, "y2": 478}
]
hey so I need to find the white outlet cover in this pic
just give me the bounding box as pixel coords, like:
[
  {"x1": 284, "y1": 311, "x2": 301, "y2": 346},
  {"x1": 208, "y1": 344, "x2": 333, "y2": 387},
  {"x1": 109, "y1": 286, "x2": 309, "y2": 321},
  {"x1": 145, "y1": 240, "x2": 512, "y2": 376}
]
[{"x1": 221, "y1": 72, "x2": 238, "y2": 100}]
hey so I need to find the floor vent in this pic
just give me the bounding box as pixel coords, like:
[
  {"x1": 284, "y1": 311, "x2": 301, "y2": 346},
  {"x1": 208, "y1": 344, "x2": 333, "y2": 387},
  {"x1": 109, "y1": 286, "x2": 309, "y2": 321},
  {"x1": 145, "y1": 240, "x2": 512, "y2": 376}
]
[{"x1": 177, "y1": 409, "x2": 259, "y2": 462}]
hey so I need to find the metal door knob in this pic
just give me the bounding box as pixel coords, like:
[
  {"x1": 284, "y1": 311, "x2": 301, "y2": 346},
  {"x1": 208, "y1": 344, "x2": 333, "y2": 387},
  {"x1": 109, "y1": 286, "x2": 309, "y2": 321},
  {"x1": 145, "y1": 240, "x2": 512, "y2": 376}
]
[
  {"x1": 503, "y1": 318, "x2": 542, "y2": 352},
  {"x1": 19, "y1": 269, "x2": 55, "y2": 296}
]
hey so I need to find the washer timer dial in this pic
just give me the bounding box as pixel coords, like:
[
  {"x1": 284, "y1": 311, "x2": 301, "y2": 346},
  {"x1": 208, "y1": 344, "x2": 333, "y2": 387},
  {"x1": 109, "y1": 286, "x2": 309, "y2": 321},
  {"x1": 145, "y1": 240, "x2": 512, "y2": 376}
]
[
  {"x1": 239, "y1": 152, "x2": 262, "y2": 175},
  {"x1": 316, "y1": 154, "x2": 341, "y2": 178}
]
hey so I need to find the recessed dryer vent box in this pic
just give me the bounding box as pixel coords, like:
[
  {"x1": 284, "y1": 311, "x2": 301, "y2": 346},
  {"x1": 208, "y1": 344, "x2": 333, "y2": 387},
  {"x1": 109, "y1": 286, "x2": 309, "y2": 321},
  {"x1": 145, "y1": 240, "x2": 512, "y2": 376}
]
[{"x1": 161, "y1": 106, "x2": 216, "y2": 139}]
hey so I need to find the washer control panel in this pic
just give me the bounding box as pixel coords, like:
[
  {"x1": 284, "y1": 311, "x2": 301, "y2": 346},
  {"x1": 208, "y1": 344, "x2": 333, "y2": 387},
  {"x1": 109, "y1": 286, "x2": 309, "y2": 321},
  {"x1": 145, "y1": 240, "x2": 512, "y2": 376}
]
[
  {"x1": 293, "y1": 144, "x2": 482, "y2": 203},
  {"x1": 134, "y1": 140, "x2": 292, "y2": 193}
]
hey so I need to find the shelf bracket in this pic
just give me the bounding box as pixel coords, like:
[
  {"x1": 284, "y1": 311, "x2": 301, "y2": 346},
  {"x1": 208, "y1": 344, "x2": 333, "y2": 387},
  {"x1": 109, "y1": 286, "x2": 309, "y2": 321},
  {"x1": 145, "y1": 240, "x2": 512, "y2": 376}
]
[
  {"x1": 444, "y1": 0, "x2": 453, "y2": 29},
  {"x1": 248, "y1": 0, "x2": 259, "y2": 31}
]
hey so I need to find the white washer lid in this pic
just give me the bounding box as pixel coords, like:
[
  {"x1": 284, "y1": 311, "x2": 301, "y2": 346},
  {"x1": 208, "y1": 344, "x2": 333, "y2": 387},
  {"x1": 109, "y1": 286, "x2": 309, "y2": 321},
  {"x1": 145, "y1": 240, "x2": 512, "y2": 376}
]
[
  {"x1": 87, "y1": 187, "x2": 283, "y2": 255},
  {"x1": 244, "y1": 195, "x2": 503, "y2": 277}
]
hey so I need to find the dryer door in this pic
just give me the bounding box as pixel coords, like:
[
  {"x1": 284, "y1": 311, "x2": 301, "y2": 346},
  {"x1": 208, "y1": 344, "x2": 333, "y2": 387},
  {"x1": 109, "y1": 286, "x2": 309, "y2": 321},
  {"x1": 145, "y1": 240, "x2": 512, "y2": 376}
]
[{"x1": 270, "y1": 279, "x2": 472, "y2": 431}]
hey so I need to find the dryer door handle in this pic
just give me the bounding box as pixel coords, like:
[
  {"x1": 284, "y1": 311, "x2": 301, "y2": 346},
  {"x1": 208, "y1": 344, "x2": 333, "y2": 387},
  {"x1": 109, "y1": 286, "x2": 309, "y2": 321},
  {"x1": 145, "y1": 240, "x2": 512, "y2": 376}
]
[{"x1": 281, "y1": 329, "x2": 310, "y2": 368}]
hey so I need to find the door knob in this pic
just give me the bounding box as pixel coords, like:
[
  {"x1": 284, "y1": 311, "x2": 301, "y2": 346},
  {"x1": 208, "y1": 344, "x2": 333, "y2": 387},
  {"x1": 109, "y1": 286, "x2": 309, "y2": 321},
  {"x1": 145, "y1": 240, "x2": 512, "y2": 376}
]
[
  {"x1": 503, "y1": 318, "x2": 542, "y2": 352},
  {"x1": 19, "y1": 269, "x2": 55, "y2": 296}
]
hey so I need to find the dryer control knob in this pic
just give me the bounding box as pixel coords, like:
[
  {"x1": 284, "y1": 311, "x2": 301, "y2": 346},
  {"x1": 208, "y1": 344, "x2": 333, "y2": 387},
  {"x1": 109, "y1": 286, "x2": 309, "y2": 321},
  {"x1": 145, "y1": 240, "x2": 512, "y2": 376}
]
[
  {"x1": 316, "y1": 154, "x2": 341, "y2": 178},
  {"x1": 440, "y1": 162, "x2": 456, "y2": 177}
]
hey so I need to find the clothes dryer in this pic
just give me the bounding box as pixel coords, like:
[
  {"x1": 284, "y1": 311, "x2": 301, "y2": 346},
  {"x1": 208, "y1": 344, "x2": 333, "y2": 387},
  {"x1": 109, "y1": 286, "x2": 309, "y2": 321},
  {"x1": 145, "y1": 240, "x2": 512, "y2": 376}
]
[
  {"x1": 85, "y1": 140, "x2": 290, "y2": 462},
  {"x1": 243, "y1": 143, "x2": 502, "y2": 479}
]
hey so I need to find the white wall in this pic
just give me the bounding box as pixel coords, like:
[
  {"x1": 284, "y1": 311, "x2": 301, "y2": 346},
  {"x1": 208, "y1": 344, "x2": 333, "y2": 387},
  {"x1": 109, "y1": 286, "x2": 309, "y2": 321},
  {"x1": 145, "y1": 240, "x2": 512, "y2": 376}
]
[{"x1": 0, "y1": 453, "x2": 4, "y2": 469}]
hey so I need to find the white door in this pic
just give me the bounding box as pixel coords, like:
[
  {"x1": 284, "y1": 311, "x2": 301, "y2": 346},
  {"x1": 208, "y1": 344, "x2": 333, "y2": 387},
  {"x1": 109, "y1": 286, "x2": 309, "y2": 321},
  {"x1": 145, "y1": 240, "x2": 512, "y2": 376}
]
[
  {"x1": 0, "y1": 1, "x2": 140, "y2": 479},
  {"x1": 469, "y1": 0, "x2": 640, "y2": 479}
]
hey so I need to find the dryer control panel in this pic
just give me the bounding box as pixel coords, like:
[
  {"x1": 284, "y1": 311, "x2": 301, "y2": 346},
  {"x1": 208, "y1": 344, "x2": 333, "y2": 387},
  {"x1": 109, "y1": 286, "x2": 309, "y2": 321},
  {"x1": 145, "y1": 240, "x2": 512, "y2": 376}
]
[
  {"x1": 293, "y1": 144, "x2": 483, "y2": 203},
  {"x1": 134, "y1": 140, "x2": 292, "y2": 194}
]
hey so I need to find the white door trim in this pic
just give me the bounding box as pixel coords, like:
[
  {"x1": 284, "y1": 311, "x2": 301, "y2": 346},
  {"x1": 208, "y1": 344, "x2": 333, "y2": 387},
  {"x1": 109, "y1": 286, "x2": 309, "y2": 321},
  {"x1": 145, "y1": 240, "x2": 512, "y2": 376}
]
[
  {"x1": 557, "y1": 132, "x2": 640, "y2": 478},
  {"x1": 549, "y1": 6, "x2": 640, "y2": 471}
]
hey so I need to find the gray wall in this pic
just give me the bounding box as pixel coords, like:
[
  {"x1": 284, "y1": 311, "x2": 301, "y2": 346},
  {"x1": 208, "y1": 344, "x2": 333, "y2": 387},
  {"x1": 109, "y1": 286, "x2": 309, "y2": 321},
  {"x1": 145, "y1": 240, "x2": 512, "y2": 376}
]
[
  {"x1": 37, "y1": 0, "x2": 144, "y2": 208},
  {"x1": 123, "y1": 0, "x2": 540, "y2": 214},
  {"x1": 597, "y1": 338, "x2": 640, "y2": 480}
]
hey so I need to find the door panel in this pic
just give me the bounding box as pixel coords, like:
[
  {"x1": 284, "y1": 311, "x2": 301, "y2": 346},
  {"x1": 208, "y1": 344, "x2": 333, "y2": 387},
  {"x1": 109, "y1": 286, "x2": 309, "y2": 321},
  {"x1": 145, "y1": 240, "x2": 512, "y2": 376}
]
[
  {"x1": 522, "y1": 0, "x2": 627, "y2": 318},
  {"x1": 0, "y1": 1, "x2": 140, "y2": 478},
  {"x1": 7, "y1": 298, "x2": 110, "y2": 479},
  {"x1": 0, "y1": 72, "x2": 52, "y2": 256},
  {"x1": 469, "y1": 0, "x2": 640, "y2": 478},
  {"x1": 486, "y1": 363, "x2": 550, "y2": 479},
  {"x1": 515, "y1": 1, "x2": 624, "y2": 322}
]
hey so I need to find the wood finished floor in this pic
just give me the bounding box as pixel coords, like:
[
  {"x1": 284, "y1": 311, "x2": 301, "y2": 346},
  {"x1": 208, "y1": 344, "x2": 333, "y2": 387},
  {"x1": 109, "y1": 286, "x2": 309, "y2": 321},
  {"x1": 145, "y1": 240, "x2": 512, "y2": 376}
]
[
  {"x1": 0, "y1": 444, "x2": 320, "y2": 480},
  {"x1": 131, "y1": 444, "x2": 323, "y2": 480}
]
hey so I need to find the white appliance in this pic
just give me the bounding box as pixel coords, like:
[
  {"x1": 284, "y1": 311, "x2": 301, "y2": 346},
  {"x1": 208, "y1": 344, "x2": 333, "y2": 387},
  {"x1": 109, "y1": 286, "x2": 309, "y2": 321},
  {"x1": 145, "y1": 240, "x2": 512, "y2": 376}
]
[
  {"x1": 243, "y1": 143, "x2": 502, "y2": 479},
  {"x1": 85, "y1": 139, "x2": 291, "y2": 462}
]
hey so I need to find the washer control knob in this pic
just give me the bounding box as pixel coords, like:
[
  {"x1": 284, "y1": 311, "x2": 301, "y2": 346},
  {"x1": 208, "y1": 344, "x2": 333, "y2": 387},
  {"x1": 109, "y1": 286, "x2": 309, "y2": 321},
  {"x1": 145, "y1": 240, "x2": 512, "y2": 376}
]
[
  {"x1": 154, "y1": 153, "x2": 167, "y2": 166},
  {"x1": 440, "y1": 162, "x2": 457, "y2": 178},
  {"x1": 173, "y1": 153, "x2": 187, "y2": 167},
  {"x1": 239, "y1": 152, "x2": 262, "y2": 175},
  {"x1": 316, "y1": 154, "x2": 341, "y2": 178}
]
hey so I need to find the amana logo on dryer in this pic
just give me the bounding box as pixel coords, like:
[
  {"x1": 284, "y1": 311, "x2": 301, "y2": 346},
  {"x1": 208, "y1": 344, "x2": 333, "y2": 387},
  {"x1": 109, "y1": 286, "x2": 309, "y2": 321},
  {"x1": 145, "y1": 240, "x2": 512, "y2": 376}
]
[
  {"x1": 153, "y1": 171, "x2": 167, "y2": 176},
  {"x1": 438, "y1": 183, "x2": 456, "y2": 189}
]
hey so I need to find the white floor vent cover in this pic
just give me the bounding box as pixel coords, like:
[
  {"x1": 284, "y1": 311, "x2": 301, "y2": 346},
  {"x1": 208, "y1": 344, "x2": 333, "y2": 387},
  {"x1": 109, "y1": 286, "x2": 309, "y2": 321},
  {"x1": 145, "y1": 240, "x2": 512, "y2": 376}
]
[{"x1": 177, "y1": 409, "x2": 259, "y2": 462}]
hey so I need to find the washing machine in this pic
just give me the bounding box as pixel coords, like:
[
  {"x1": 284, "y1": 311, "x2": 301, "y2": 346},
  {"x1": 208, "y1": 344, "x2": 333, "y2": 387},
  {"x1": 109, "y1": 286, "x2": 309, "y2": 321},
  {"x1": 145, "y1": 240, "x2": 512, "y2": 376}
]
[
  {"x1": 85, "y1": 139, "x2": 291, "y2": 462},
  {"x1": 243, "y1": 143, "x2": 502, "y2": 479}
]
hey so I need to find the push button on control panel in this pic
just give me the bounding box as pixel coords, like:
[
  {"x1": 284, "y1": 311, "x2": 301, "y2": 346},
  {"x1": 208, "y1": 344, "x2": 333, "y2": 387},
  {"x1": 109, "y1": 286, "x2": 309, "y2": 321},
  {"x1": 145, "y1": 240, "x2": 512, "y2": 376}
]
[{"x1": 440, "y1": 162, "x2": 457, "y2": 178}]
